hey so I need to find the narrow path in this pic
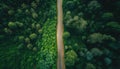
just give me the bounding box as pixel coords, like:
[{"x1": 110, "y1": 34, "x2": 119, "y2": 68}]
[{"x1": 57, "y1": 0, "x2": 65, "y2": 69}]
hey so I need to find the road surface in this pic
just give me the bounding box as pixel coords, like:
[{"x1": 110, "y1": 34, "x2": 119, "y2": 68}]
[{"x1": 57, "y1": 0, "x2": 66, "y2": 69}]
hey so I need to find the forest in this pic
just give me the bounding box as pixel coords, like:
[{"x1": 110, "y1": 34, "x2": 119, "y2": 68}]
[{"x1": 0, "y1": 0, "x2": 120, "y2": 69}]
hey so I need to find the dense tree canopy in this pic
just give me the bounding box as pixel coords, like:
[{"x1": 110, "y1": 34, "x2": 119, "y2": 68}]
[
  {"x1": 63, "y1": 0, "x2": 120, "y2": 69},
  {"x1": 0, "y1": 0, "x2": 120, "y2": 69}
]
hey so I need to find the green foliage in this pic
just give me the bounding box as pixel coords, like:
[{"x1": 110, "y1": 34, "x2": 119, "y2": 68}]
[
  {"x1": 37, "y1": 18, "x2": 57, "y2": 69},
  {"x1": 63, "y1": 0, "x2": 120, "y2": 69},
  {"x1": 16, "y1": 22, "x2": 24, "y2": 27},
  {"x1": 8, "y1": 22, "x2": 17, "y2": 29},
  {"x1": 32, "y1": 12, "x2": 38, "y2": 18},
  {"x1": 0, "y1": 0, "x2": 57, "y2": 69},
  {"x1": 0, "y1": 35, "x2": 5, "y2": 39},
  {"x1": 25, "y1": 37, "x2": 31, "y2": 43},
  {"x1": 65, "y1": 13, "x2": 88, "y2": 31},
  {"x1": 4, "y1": 28, "x2": 12, "y2": 34},
  {"x1": 85, "y1": 63, "x2": 96, "y2": 69},
  {"x1": 38, "y1": 29, "x2": 42, "y2": 34},
  {"x1": 63, "y1": 31, "x2": 70, "y2": 39},
  {"x1": 8, "y1": 10, "x2": 14, "y2": 15},
  {"x1": 88, "y1": 33, "x2": 115, "y2": 43},
  {"x1": 0, "y1": 0, "x2": 120, "y2": 69},
  {"x1": 18, "y1": 36, "x2": 25, "y2": 42},
  {"x1": 106, "y1": 21, "x2": 120, "y2": 31},
  {"x1": 104, "y1": 57, "x2": 112, "y2": 65},
  {"x1": 65, "y1": 50, "x2": 77, "y2": 66},
  {"x1": 87, "y1": 0, "x2": 101, "y2": 11},
  {"x1": 27, "y1": 43, "x2": 33, "y2": 49},
  {"x1": 29, "y1": 33, "x2": 37, "y2": 40},
  {"x1": 90, "y1": 48, "x2": 103, "y2": 56},
  {"x1": 102, "y1": 12, "x2": 114, "y2": 20},
  {"x1": 33, "y1": 47, "x2": 37, "y2": 52},
  {"x1": 36, "y1": 24, "x2": 41, "y2": 30}
]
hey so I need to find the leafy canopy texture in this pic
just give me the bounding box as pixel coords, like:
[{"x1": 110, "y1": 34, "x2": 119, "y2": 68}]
[
  {"x1": 0, "y1": 0, "x2": 120, "y2": 69},
  {"x1": 0, "y1": 0, "x2": 57, "y2": 69},
  {"x1": 63, "y1": 0, "x2": 120, "y2": 69}
]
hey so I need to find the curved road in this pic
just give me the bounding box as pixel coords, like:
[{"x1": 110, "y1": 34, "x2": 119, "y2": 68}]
[{"x1": 57, "y1": 0, "x2": 65, "y2": 69}]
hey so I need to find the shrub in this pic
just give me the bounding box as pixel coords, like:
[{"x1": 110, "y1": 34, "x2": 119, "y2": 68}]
[
  {"x1": 102, "y1": 12, "x2": 114, "y2": 20},
  {"x1": 25, "y1": 37, "x2": 30, "y2": 43},
  {"x1": 85, "y1": 63, "x2": 96, "y2": 69},
  {"x1": 63, "y1": 31, "x2": 70, "y2": 39},
  {"x1": 27, "y1": 43, "x2": 33, "y2": 49},
  {"x1": 8, "y1": 22, "x2": 17, "y2": 29},
  {"x1": 90, "y1": 48, "x2": 103, "y2": 56},
  {"x1": 29, "y1": 33, "x2": 37, "y2": 40},
  {"x1": 65, "y1": 50, "x2": 77, "y2": 66},
  {"x1": 18, "y1": 36, "x2": 25, "y2": 42}
]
